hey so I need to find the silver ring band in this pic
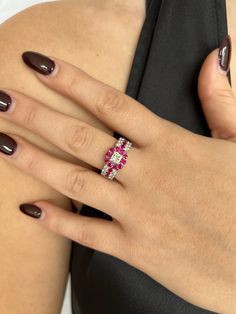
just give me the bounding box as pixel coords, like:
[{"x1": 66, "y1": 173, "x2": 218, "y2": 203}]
[{"x1": 101, "y1": 137, "x2": 132, "y2": 180}]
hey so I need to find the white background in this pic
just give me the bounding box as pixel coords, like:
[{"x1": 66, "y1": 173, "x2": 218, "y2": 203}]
[
  {"x1": 0, "y1": 1, "x2": 72, "y2": 313},
  {"x1": 0, "y1": 0, "x2": 57, "y2": 22}
]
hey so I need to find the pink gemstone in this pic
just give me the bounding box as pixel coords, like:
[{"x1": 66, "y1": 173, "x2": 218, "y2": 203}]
[
  {"x1": 123, "y1": 154, "x2": 128, "y2": 159},
  {"x1": 107, "y1": 168, "x2": 112, "y2": 174},
  {"x1": 121, "y1": 159, "x2": 126, "y2": 164},
  {"x1": 118, "y1": 148, "x2": 125, "y2": 154},
  {"x1": 118, "y1": 163, "x2": 123, "y2": 170},
  {"x1": 107, "y1": 162, "x2": 113, "y2": 167},
  {"x1": 121, "y1": 144, "x2": 126, "y2": 149}
]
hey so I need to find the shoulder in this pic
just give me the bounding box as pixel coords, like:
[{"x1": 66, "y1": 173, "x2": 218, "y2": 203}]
[{"x1": 0, "y1": 0, "x2": 145, "y2": 91}]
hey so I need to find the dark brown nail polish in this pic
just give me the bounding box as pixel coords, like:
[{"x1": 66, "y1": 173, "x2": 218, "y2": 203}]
[
  {"x1": 22, "y1": 51, "x2": 55, "y2": 75},
  {"x1": 19, "y1": 203, "x2": 42, "y2": 219},
  {"x1": 0, "y1": 132, "x2": 17, "y2": 155},
  {"x1": 219, "y1": 35, "x2": 232, "y2": 72},
  {"x1": 0, "y1": 91, "x2": 12, "y2": 112}
]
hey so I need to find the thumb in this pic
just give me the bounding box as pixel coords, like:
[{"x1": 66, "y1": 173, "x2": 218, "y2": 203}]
[{"x1": 198, "y1": 35, "x2": 236, "y2": 142}]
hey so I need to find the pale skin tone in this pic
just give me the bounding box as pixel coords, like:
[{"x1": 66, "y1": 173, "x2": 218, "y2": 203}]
[{"x1": 0, "y1": 1, "x2": 235, "y2": 313}]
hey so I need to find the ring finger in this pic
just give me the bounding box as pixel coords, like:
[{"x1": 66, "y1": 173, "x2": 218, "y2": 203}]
[{"x1": 0, "y1": 90, "x2": 139, "y2": 183}]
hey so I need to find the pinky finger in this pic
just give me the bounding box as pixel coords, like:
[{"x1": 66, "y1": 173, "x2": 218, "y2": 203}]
[{"x1": 19, "y1": 201, "x2": 124, "y2": 257}]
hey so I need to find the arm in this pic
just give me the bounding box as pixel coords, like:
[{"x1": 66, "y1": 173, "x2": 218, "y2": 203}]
[{"x1": 0, "y1": 1, "x2": 145, "y2": 313}]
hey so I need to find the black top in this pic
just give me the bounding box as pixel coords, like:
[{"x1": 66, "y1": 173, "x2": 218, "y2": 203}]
[{"x1": 70, "y1": 1, "x2": 229, "y2": 313}]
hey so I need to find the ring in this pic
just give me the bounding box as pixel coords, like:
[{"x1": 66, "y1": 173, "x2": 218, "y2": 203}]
[{"x1": 101, "y1": 137, "x2": 132, "y2": 180}]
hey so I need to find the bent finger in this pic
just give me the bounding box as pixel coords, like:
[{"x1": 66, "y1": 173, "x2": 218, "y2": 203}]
[
  {"x1": 20, "y1": 201, "x2": 124, "y2": 257},
  {"x1": 0, "y1": 132, "x2": 126, "y2": 220},
  {"x1": 0, "y1": 89, "x2": 139, "y2": 183},
  {"x1": 198, "y1": 37, "x2": 236, "y2": 142}
]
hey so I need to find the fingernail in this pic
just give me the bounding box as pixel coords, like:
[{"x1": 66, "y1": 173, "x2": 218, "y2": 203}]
[
  {"x1": 0, "y1": 91, "x2": 12, "y2": 112},
  {"x1": 219, "y1": 35, "x2": 232, "y2": 72},
  {"x1": 0, "y1": 132, "x2": 17, "y2": 155},
  {"x1": 22, "y1": 51, "x2": 55, "y2": 75},
  {"x1": 19, "y1": 203, "x2": 42, "y2": 219}
]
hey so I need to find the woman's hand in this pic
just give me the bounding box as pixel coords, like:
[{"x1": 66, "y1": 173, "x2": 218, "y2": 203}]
[{"x1": 0, "y1": 36, "x2": 235, "y2": 313}]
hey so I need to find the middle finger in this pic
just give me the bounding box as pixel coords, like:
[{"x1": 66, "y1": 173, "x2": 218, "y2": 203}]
[{"x1": 0, "y1": 90, "x2": 139, "y2": 183}]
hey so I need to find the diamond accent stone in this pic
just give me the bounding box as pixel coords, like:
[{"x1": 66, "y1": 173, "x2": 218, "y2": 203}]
[
  {"x1": 110, "y1": 151, "x2": 123, "y2": 164},
  {"x1": 101, "y1": 137, "x2": 132, "y2": 180}
]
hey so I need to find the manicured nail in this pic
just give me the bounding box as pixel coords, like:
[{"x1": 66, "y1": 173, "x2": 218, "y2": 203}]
[
  {"x1": 219, "y1": 35, "x2": 232, "y2": 72},
  {"x1": 19, "y1": 203, "x2": 42, "y2": 219},
  {"x1": 22, "y1": 51, "x2": 55, "y2": 75},
  {"x1": 0, "y1": 132, "x2": 17, "y2": 155},
  {"x1": 0, "y1": 91, "x2": 12, "y2": 112}
]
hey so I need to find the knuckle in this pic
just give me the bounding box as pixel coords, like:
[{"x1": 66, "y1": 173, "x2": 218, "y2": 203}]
[
  {"x1": 68, "y1": 74, "x2": 80, "y2": 97},
  {"x1": 65, "y1": 124, "x2": 92, "y2": 154},
  {"x1": 23, "y1": 149, "x2": 40, "y2": 172},
  {"x1": 215, "y1": 88, "x2": 234, "y2": 100},
  {"x1": 64, "y1": 168, "x2": 86, "y2": 197},
  {"x1": 74, "y1": 224, "x2": 94, "y2": 247},
  {"x1": 22, "y1": 105, "x2": 37, "y2": 126},
  {"x1": 96, "y1": 89, "x2": 124, "y2": 117},
  {"x1": 51, "y1": 215, "x2": 65, "y2": 235}
]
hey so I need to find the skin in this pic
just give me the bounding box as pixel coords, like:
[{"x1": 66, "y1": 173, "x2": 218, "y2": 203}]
[
  {"x1": 1, "y1": 44, "x2": 236, "y2": 314},
  {"x1": 0, "y1": 1, "x2": 145, "y2": 313},
  {"x1": 226, "y1": 0, "x2": 236, "y2": 88},
  {"x1": 0, "y1": 0, "x2": 235, "y2": 313}
]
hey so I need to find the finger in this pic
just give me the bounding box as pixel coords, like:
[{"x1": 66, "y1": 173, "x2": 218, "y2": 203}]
[
  {"x1": 198, "y1": 35, "x2": 236, "y2": 143},
  {"x1": 0, "y1": 132, "x2": 126, "y2": 220},
  {"x1": 0, "y1": 90, "x2": 139, "y2": 183},
  {"x1": 21, "y1": 51, "x2": 163, "y2": 146},
  {"x1": 20, "y1": 201, "x2": 124, "y2": 257}
]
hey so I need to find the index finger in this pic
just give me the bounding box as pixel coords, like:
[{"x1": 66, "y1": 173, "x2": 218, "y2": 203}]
[{"x1": 22, "y1": 51, "x2": 162, "y2": 146}]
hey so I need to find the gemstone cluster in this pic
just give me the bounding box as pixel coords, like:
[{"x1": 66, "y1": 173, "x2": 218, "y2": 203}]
[{"x1": 101, "y1": 137, "x2": 132, "y2": 180}]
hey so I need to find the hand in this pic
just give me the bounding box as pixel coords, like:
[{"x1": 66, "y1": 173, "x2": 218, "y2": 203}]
[{"x1": 0, "y1": 36, "x2": 235, "y2": 313}]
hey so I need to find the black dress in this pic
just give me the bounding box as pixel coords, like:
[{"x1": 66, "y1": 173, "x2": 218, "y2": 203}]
[{"x1": 70, "y1": 1, "x2": 229, "y2": 313}]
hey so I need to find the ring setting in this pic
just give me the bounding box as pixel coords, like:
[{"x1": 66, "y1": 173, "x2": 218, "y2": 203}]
[{"x1": 101, "y1": 137, "x2": 132, "y2": 180}]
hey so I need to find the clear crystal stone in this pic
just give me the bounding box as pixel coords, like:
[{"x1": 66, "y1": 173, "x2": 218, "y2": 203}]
[{"x1": 110, "y1": 151, "x2": 123, "y2": 164}]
